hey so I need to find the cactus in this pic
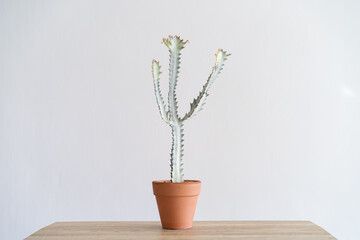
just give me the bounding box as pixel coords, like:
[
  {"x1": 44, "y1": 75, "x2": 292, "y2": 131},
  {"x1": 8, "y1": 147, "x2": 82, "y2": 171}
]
[{"x1": 152, "y1": 35, "x2": 230, "y2": 183}]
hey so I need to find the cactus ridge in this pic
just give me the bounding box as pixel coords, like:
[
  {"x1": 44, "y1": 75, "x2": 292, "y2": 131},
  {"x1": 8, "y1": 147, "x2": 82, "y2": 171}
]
[{"x1": 152, "y1": 36, "x2": 229, "y2": 182}]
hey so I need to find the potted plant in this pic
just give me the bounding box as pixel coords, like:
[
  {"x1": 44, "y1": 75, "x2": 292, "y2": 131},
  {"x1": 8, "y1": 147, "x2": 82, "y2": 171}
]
[{"x1": 151, "y1": 35, "x2": 230, "y2": 229}]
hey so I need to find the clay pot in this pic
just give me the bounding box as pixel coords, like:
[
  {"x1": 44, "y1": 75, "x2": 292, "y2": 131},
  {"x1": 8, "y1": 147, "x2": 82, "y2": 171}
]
[{"x1": 152, "y1": 180, "x2": 201, "y2": 229}]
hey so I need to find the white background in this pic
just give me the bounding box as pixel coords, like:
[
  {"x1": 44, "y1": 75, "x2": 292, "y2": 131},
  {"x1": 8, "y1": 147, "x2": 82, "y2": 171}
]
[{"x1": 1, "y1": 0, "x2": 359, "y2": 239}]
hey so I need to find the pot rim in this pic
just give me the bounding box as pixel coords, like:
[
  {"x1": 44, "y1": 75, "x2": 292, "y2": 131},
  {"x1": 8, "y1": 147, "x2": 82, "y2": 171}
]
[
  {"x1": 152, "y1": 180, "x2": 201, "y2": 197},
  {"x1": 152, "y1": 180, "x2": 201, "y2": 184}
]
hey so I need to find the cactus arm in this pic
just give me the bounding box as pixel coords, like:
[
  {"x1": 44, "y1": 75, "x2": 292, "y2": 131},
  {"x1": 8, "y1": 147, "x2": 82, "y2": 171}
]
[
  {"x1": 163, "y1": 36, "x2": 188, "y2": 123},
  {"x1": 181, "y1": 49, "x2": 230, "y2": 121},
  {"x1": 152, "y1": 60, "x2": 169, "y2": 123},
  {"x1": 163, "y1": 36, "x2": 188, "y2": 182}
]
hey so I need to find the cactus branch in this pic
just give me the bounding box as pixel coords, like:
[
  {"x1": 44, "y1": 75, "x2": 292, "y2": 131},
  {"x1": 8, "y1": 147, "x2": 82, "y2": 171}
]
[
  {"x1": 164, "y1": 36, "x2": 188, "y2": 123},
  {"x1": 182, "y1": 49, "x2": 230, "y2": 121},
  {"x1": 152, "y1": 60, "x2": 169, "y2": 123}
]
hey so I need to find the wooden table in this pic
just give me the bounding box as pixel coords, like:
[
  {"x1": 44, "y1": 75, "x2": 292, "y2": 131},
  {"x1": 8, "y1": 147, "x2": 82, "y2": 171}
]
[{"x1": 25, "y1": 221, "x2": 336, "y2": 240}]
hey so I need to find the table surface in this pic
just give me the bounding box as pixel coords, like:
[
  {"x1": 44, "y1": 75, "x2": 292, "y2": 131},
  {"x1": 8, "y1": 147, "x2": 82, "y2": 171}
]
[{"x1": 25, "y1": 221, "x2": 336, "y2": 240}]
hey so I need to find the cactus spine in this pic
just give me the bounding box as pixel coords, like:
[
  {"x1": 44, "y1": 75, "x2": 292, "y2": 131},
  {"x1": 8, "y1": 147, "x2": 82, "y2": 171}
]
[{"x1": 152, "y1": 36, "x2": 230, "y2": 183}]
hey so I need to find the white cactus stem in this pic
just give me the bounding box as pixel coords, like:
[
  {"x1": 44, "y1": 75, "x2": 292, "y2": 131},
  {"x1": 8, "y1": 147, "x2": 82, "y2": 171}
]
[
  {"x1": 152, "y1": 36, "x2": 229, "y2": 183},
  {"x1": 170, "y1": 123, "x2": 184, "y2": 182},
  {"x1": 164, "y1": 36, "x2": 186, "y2": 182}
]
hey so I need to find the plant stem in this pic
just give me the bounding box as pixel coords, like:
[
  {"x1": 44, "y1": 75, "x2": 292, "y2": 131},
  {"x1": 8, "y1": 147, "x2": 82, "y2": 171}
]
[{"x1": 170, "y1": 122, "x2": 184, "y2": 182}]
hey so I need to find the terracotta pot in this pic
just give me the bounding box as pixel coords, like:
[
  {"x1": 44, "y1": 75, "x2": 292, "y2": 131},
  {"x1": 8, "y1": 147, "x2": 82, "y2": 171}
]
[{"x1": 152, "y1": 180, "x2": 201, "y2": 229}]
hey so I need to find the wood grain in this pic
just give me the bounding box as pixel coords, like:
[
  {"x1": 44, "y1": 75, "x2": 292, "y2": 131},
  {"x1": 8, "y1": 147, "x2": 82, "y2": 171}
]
[{"x1": 25, "y1": 221, "x2": 336, "y2": 240}]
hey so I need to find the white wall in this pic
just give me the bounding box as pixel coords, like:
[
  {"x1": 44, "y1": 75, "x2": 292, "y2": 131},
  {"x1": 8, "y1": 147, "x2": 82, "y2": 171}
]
[{"x1": 1, "y1": 0, "x2": 359, "y2": 239}]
